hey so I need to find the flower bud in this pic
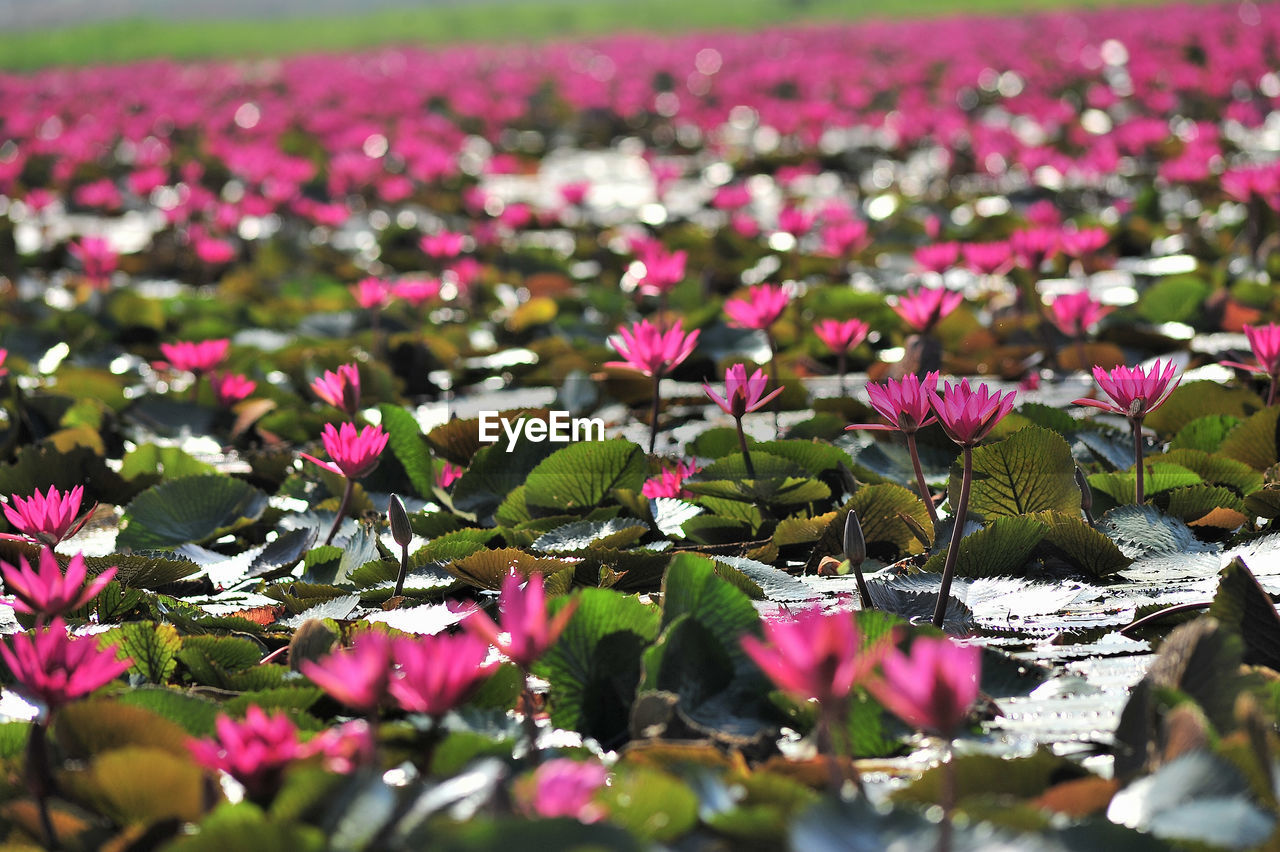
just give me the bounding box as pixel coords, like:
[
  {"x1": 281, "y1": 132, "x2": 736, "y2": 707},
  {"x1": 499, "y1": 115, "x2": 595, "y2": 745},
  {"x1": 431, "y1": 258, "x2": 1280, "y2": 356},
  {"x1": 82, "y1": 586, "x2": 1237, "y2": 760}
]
[
  {"x1": 843, "y1": 510, "x2": 866, "y2": 568},
  {"x1": 1074, "y1": 466, "x2": 1093, "y2": 514},
  {"x1": 388, "y1": 494, "x2": 413, "y2": 549}
]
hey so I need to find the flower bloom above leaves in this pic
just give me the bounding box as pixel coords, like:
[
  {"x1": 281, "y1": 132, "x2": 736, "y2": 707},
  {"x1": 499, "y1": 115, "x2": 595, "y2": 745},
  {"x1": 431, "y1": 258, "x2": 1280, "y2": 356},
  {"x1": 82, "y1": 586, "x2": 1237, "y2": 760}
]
[
  {"x1": 1, "y1": 550, "x2": 115, "y2": 622},
  {"x1": 436, "y1": 460, "x2": 465, "y2": 489},
  {"x1": 300, "y1": 630, "x2": 395, "y2": 714},
  {"x1": 704, "y1": 364, "x2": 784, "y2": 419},
  {"x1": 741, "y1": 606, "x2": 887, "y2": 707},
  {"x1": 159, "y1": 339, "x2": 229, "y2": 375},
  {"x1": 518, "y1": 759, "x2": 609, "y2": 822},
  {"x1": 0, "y1": 618, "x2": 131, "y2": 716},
  {"x1": 724, "y1": 284, "x2": 790, "y2": 331},
  {"x1": 632, "y1": 245, "x2": 687, "y2": 295},
  {"x1": 388, "y1": 633, "x2": 497, "y2": 716},
  {"x1": 813, "y1": 319, "x2": 869, "y2": 355},
  {"x1": 930, "y1": 378, "x2": 1017, "y2": 447},
  {"x1": 847, "y1": 372, "x2": 940, "y2": 436},
  {"x1": 892, "y1": 287, "x2": 964, "y2": 334},
  {"x1": 1072, "y1": 360, "x2": 1180, "y2": 421},
  {"x1": 641, "y1": 460, "x2": 699, "y2": 499},
  {"x1": 868, "y1": 636, "x2": 981, "y2": 738},
  {"x1": 605, "y1": 318, "x2": 699, "y2": 378},
  {"x1": 1048, "y1": 291, "x2": 1112, "y2": 337},
  {"x1": 210, "y1": 372, "x2": 256, "y2": 407},
  {"x1": 463, "y1": 572, "x2": 576, "y2": 670},
  {"x1": 351, "y1": 276, "x2": 394, "y2": 310},
  {"x1": 301, "y1": 422, "x2": 389, "y2": 480},
  {"x1": 1222, "y1": 323, "x2": 1280, "y2": 380},
  {"x1": 189, "y1": 706, "x2": 324, "y2": 801},
  {"x1": 3, "y1": 484, "x2": 92, "y2": 547},
  {"x1": 310, "y1": 363, "x2": 361, "y2": 416}
]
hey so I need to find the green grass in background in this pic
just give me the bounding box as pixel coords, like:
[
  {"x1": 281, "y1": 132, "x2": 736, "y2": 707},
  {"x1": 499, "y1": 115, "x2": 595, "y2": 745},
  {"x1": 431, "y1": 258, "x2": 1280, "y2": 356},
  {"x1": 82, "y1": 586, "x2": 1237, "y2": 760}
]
[{"x1": 0, "y1": 0, "x2": 1179, "y2": 71}]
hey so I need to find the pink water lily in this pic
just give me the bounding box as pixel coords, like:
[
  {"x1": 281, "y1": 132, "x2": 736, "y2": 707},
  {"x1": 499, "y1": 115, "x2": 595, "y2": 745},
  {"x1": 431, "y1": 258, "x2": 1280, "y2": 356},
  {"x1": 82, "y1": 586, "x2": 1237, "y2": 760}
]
[
  {"x1": 68, "y1": 236, "x2": 118, "y2": 289},
  {"x1": 301, "y1": 422, "x2": 389, "y2": 481},
  {"x1": 1048, "y1": 291, "x2": 1112, "y2": 338},
  {"x1": 931, "y1": 379, "x2": 1017, "y2": 448},
  {"x1": 1222, "y1": 323, "x2": 1280, "y2": 405},
  {"x1": 742, "y1": 606, "x2": 886, "y2": 708},
  {"x1": 159, "y1": 339, "x2": 229, "y2": 375},
  {"x1": 605, "y1": 318, "x2": 699, "y2": 379},
  {"x1": 869, "y1": 636, "x2": 981, "y2": 738},
  {"x1": 209, "y1": 371, "x2": 256, "y2": 407},
  {"x1": 642, "y1": 460, "x2": 699, "y2": 499},
  {"x1": 310, "y1": 363, "x2": 362, "y2": 418},
  {"x1": 189, "y1": 706, "x2": 318, "y2": 802},
  {"x1": 847, "y1": 373, "x2": 942, "y2": 528},
  {"x1": 892, "y1": 287, "x2": 964, "y2": 334},
  {"x1": 724, "y1": 284, "x2": 790, "y2": 331},
  {"x1": 1, "y1": 550, "x2": 115, "y2": 623},
  {"x1": 813, "y1": 319, "x2": 869, "y2": 355},
  {"x1": 632, "y1": 244, "x2": 687, "y2": 296},
  {"x1": 518, "y1": 759, "x2": 609, "y2": 822},
  {"x1": 0, "y1": 618, "x2": 131, "y2": 717},
  {"x1": 388, "y1": 632, "x2": 497, "y2": 717},
  {"x1": 300, "y1": 630, "x2": 396, "y2": 714},
  {"x1": 3, "y1": 484, "x2": 92, "y2": 547},
  {"x1": 463, "y1": 572, "x2": 576, "y2": 670},
  {"x1": 704, "y1": 364, "x2": 783, "y2": 419}
]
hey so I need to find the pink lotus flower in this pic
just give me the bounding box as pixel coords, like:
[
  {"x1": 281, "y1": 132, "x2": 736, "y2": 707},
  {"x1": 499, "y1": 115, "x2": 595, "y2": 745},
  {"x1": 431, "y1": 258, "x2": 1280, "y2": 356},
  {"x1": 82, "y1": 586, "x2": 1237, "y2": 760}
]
[
  {"x1": 393, "y1": 276, "x2": 442, "y2": 307},
  {"x1": 605, "y1": 318, "x2": 699, "y2": 378},
  {"x1": 1048, "y1": 291, "x2": 1112, "y2": 338},
  {"x1": 849, "y1": 372, "x2": 941, "y2": 434},
  {"x1": 188, "y1": 706, "x2": 315, "y2": 801},
  {"x1": 1, "y1": 551, "x2": 115, "y2": 622},
  {"x1": 818, "y1": 219, "x2": 870, "y2": 257},
  {"x1": 420, "y1": 230, "x2": 466, "y2": 258},
  {"x1": 724, "y1": 284, "x2": 790, "y2": 331},
  {"x1": 868, "y1": 636, "x2": 980, "y2": 737},
  {"x1": 159, "y1": 339, "x2": 230, "y2": 375},
  {"x1": 641, "y1": 460, "x2": 699, "y2": 499},
  {"x1": 913, "y1": 242, "x2": 960, "y2": 274},
  {"x1": 560, "y1": 182, "x2": 591, "y2": 206},
  {"x1": 0, "y1": 618, "x2": 131, "y2": 716},
  {"x1": 892, "y1": 287, "x2": 964, "y2": 334},
  {"x1": 1072, "y1": 360, "x2": 1180, "y2": 422},
  {"x1": 1009, "y1": 227, "x2": 1060, "y2": 270},
  {"x1": 518, "y1": 759, "x2": 609, "y2": 822},
  {"x1": 301, "y1": 422, "x2": 389, "y2": 480},
  {"x1": 0, "y1": 349, "x2": 7, "y2": 378},
  {"x1": 301, "y1": 630, "x2": 395, "y2": 714},
  {"x1": 310, "y1": 364, "x2": 361, "y2": 417},
  {"x1": 1058, "y1": 227, "x2": 1109, "y2": 259},
  {"x1": 210, "y1": 372, "x2": 256, "y2": 407},
  {"x1": 633, "y1": 245, "x2": 687, "y2": 296},
  {"x1": 436, "y1": 460, "x2": 465, "y2": 489},
  {"x1": 68, "y1": 236, "x2": 118, "y2": 289},
  {"x1": 741, "y1": 606, "x2": 886, "y2": 707},
  {"x1": 776, "y1": 205, "x2": 816, "y2": 237},
  {"x1": 813, "y1": 319, "x2": 869, "y2": 355},
  {"x1": 388, "y1": 633, "x2": 497, "y2": 716},
  {"x1": 1223, "y1": 323, "x2": 1280, "y2": 380},
  {"x1": 930, "y1": 379, "x2": 1017, "y2": 447},
  {"x1": 3, "y1": 485, "x2": 91, "y2": 547},
  {"x1": 307, "y1": 719, "x2": 377, "y2": 775},
  {"x1": 464, "y1": 573, "x2": 576, "y2": 670},
  {"x1": 961, "y1": 242, "x2": 1012, "y2": 275},
  {"x1": 704, "y1": 364, "x2": 784, "y2": 418},
  {"x1": 351, "y1": 277, "x2": 394, "y2": 310}
]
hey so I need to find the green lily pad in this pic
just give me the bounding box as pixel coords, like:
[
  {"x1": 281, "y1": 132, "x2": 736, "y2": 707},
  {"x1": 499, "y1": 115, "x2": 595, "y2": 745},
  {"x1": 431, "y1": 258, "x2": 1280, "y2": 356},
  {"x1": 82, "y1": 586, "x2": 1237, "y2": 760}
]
[{"x1": 117, "y1": 473, "x2": 268, "y2": 551}]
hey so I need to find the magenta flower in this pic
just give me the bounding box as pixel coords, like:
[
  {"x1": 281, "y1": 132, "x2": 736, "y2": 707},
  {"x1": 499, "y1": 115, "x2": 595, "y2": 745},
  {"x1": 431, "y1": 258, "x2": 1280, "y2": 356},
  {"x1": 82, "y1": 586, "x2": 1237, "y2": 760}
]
[
  {"x1": 464, "y1": 573, "x2": 576, "y2": 670},
  {"x1": 301, "y1": 422, "x2": 388, "y2": 481},
  {"x1": 159, "y1": 339, "x2": 229, "y2": 375},
  {"x1": 307, "y1": 719, "x2": 376, "y2": 775},
  {"x1": 741, "y1": 606, "x2": 886, "y2": 708},
  {"x1": 420, "y1": 230, "x2": 466, "y2": 259},
  {"x1": 704, "y1": 364, "x2": 784, "y2": 419},
  {"x1": 813, "y1": 319, "x2": 869, "y2": 355},
  {"x1": 892, "y1": 287, "x2": 964, "y2": 334},
  {"x1": 300, "y1": 630, "x2": 395, "y2": 714},
  {"x1": 913, "y1": 242, "x2": 960, "y2": 274},
  {"x1": 388, "y1": 633, "x2": 497, "y2": 716},
  {"x1": 0, "y1": 349, "x2": 7, "y2": 378},
  {"x1": 393, "y1": 276, "x2": 442, "y2": 308},
  {"x1": 868, "y1": 636, "x2": 981, "y2": 738},
  {"x1": 518, "y1": 759, "x2": 609, "y2": 822},
  {"x1": 209, "y1": 372, "x2": 256, "y2": 407},
  {"x1": 1072, "y1": 360, "x2": 1180, "y2": 422},
  {"x1": 1222, "y1": 323, "x2": 1280, "y2": 405},
  {"x1": 930, "y1": 379, "x2": 1017, "y2": 448},
  {"x1": 776, "y1": 205, "x2": 816, "y2": 237},
  {"x1": 605, "y1": 318, "x2": 699, "y2": 379},
  {"x1": 436, "y1": 460, "x2": 465, "y2": 489},
  {"x1": 68, "y1": 236, "x2": 118, "y2": 289},
  {"x1": 724, "y1": 284, "x2": 790, "y2": 331},
  {"x1": 310, "y1": 363, "x2": 361, "y2": 418},
  {"x1": 1048, "y1": 291, "x2": 1112, "y2": 338},
  {"x1": 961, "y1": 242, "x2": 1012, "y2": 275},
  {"x1": 2, "y1": 551, "x2": 115, "y2": 623},
  {"x1": 188, "y1": 706, "x2": 314, "y2": 802},
  {"x1": 351, "y1": 276, "x2": 394, "y2": 310},
  {"x1": 847, "y1": 373, "x2": 942, "y2": 528},
  {"x1": 641, "y1": 460, "x2": 699, "y2": 499},
  {"x1": 1058, "y1": 227, "x2": 1109, "y2": 259},
  {"x1": 560, "y1": 182, "x2": 590, "y2": 207},
  {"x1": 633, "y1": 245, "x2": 687, "y2": 296},
  {"x1": 818, "y1": 219, "x2": 870, "y2": 258},
  {"x1": 3, "y1": 485, "x2": 91, "y2": 547},
  {"x1": 1009, "y1": 227, "x2": 1060, "y2": 270},
  {"x1": 0, "y1": 619, "x2": 131, "y2": 716}
]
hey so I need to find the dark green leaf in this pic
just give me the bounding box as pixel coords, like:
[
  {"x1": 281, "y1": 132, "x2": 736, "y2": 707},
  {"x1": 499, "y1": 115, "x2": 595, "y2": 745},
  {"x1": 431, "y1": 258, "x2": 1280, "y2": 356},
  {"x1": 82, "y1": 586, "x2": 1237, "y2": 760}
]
[{"x1": 117, "y1": 474, "x2": 269, "y2": 550}]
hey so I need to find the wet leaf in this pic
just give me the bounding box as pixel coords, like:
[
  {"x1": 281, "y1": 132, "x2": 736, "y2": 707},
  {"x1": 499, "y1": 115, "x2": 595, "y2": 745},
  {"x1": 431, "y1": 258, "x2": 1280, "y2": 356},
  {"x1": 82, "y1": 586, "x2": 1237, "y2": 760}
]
[
  {"x1": 922, "y1": 514, "x2": 1048, "y2": 578},
  {"x1": 117, "y1": 474, "x2": 269, "y2": 551},
  {"x1": 524, "y1": 438, "x2": 647, "y2": 513},
  {"x1": 98, "y1": 621, "x2": 181, "y2": 684},
  {"x1": 953, "y1": 427, "x2": 1080, "y2": 519}
]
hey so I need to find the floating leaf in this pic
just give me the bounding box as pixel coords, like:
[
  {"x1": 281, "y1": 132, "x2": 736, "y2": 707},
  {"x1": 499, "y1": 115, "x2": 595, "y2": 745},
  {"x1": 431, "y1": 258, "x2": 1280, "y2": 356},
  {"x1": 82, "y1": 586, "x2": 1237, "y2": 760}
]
[
  {"x1": 754, "y1": 440, "x2": 854, "y2": 476},
  {"x1": 1208, "y1": 558, "x2": 1280, "y2": 671},
  {"x1": 951, "y1": 427, "x2": 1079, "y2": 519},
  {"x1": 922, "y1": 515, "x2": 1048, "y2": 579},
  {"x1": 847, "y1": 483, "x2": 933, "y2": 558},
  {"x1": 75, "y1": 746, "x2": 206, "y2": 826},
  {"x1": 533, "y1": 519, "x2": 649, "y2": 553},
  {"x1": 524, "y1": 439, "x2": 647, "y2": 513},
  {"x1": 894, "y1": 748, "x2": 1085, "y2": 808},
  {"x1": 117, "y1": 474, "x2": 269, "y2": 551},
  {"x1": 98, "y1": 621, "x2": 180, "y2": 684},
  {"x1": 1087, "y1": 463, "x2": 1201, "y2": 508},
  {"x1": 167, "y1": 802, "x2": 326, "y2": 852},
  {"x1": 1098, "y1": 504, "x2": 1215, "y2": 559},
  {"x1": 1160, "y1": 449, "x2": 1263, "y2": 495},
  {"x1": 1219, "y1": 405, "x2": 1280, "y2": 471},
  {"x1": 1033, "y1": 511, "x2": 1133, "y2": 577},
  {"x1": 445, "y1": 548, "x2": 576, "y2": 592},
  {"x1": 55, "y1": 700, "x2": 191, "y2": 759},
  {"x1": 120, "y1": 443, "x2": 216, "y2": 481},
  {"x1": 452, "y1": 436, "x2": 559, "y2": 520},
  {"x1": 1135, "y1": 274, "x2": 1210, "y2": 325},
  {"x1": 1159, "y1": 484, "x2": 1247, "y2": 525},
  {"x1": 685, "y1": 453, "x2": 831, "y2": 506},
  {"x1": 115, "y1": 687, "x2": 221, "y2": 737},
  {"x1": 377, "y1": 403, "x2": 435, "y2": 498}
]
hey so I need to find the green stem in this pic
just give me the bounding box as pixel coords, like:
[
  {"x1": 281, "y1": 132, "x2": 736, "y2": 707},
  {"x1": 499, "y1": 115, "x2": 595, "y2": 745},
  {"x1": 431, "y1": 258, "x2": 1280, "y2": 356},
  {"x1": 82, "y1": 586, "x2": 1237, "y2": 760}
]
[
  {"x1": 932, "y1": 446, "x2": 972, "y2": 629},
  {"x1": 1132, "y1": 418, "x2": 1145, "y2": 505},
  {"x1": 735, "y1": 416, "x2": 756, "y2": 479},
  {"x1": 1269, "y1": 375, "x2": 1277, "y2": 407},
  {"x1": 392, "y1": 540, "x2": 410, "y2": 598},
  {"x1": 519, "y1": 671, "x2": 541, "y2": 764},
  {"x1": 28, "y1": 720, "x2": 58, "y2": 850},
  {"x1": 648, "y1": 372, "x2": 662, "y2": 455},
  {"x1": 906, "y1": 432, "x2": 940, "y2": 534},
  {"x1": 324, "y1": 478, "x2": 355, "y2": 547},
  {"x1": 836, "y1": 350, "x2": 847, "y2": 397}
]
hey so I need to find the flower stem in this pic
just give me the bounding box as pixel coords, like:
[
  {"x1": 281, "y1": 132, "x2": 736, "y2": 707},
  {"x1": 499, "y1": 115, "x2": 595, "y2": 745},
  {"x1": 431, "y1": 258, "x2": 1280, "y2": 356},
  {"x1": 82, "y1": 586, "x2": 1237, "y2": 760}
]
[
  {"x1": 938, "y1": 740, "x2": 956, "y2": 852},
  {"x1": 735, "y1": 416, "x2": 756, "y2": 479},
  {"x1": 1269, "y1": 376, "x2": 1277, "y2": 407},
  {"x1": 932, "y1": 446, "x2": 972, "y2": 629},
  {"x1": 906, "y1": 432, "x2": 940, "y2": 535},
  {"x1": 392, "y1": 539, "x2": 410, "y2": 598},
  {"x1": 1131, "y1": 418, "x2": 1145, "y2": 505},
  {"x1": 324, "y1": 478, "x2": 355, "y2": 547},
  {"x1": 836, "y1": 350, "x2": 847, "y2": 397},
  {"x1": 27, "y1": 721, "x2": 58, "y2": 850},
  {"x1": 519, "y1": 670, "x2": 541, "y2": 764},
  {"x1": 648, "y1": 373, "x2": 662, "y2": 455}
]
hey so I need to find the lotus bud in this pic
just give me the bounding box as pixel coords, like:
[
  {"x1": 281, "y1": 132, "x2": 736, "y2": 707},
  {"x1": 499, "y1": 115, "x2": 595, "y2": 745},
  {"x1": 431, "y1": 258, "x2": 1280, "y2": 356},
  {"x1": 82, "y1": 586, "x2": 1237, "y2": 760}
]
[
  {"x1": 1075, "y1": 466, "x2": 1094, "y2": 526},
  {"x1": 843, "y1": 510, "x2": 866, "y2": 567},
  {"x1": 289, "y1": 618, "x2": 339, "y2": 673},
  {"x1": 388, "y1": 494, "x2": 412, "y2": 549}
]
